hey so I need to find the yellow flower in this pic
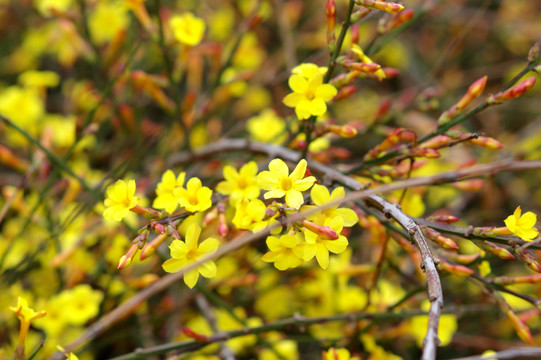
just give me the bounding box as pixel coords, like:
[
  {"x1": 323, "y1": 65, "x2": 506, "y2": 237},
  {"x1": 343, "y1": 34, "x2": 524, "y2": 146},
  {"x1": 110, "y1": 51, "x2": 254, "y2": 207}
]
[
  {"x1": 34, "y1": 0, "x2": 74, "y2": 17},
  {"x1": 322, "y1": 347, "x2": 360, "y2": 360},
  {"x1": 18, "y1": 70, "x2": 60, "y2": 88},
  {"x1": 504, "y1": 206, "x2": 539, "y2": 241},
  {"x1": 89, "y1": 1, "x2": 130, "y2": 45},
  {"x1": 216, "y1": 161, "x2": 260, "y2": 204},
  {"x1": 303, "y1": 184, "x2": 358, "y2": 226},
  {"x1": 246, "y1": 109, "x2": 287, "y2": 144},
  {"x1": 174, "y1": 177, "x2": 213, "y2": 213},
  {"x1": 283, "y1": 63, "x2": 337, "y2": 120},
  {"x1": 261, "y1": 233, "x2": 305, "y2": 270},
  {"x1": 9, "y1": 297, "x2": 46, "y2": 348},
  {"x1": 232, "y1": 199, "x2": 281, "y2": 233},
  {"x1": 257, "y1": 158, "x2": 316, "y2": 209},
  {"x1": 61, "y1": 284, "x2": 103, "y2": 325},
  {"x1": 153, "y1": 170, "x2": 186, "y2": 214},
  {"x1": 162, "y1": 223, "x2": 219, "y2": 288},
  {"x1": 169, "y1": 12, "x2": 206, "y2": 46},
  {"x1": 303, "y1": 216, "x2": 349, "y2": 270},
  {"x1": 103, "y1": 179, "x2": 139, "y2": 221}
]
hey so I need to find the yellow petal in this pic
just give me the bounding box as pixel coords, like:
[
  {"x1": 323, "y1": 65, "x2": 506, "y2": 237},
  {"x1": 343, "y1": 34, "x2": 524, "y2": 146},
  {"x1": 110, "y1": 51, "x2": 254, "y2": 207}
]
[
  {"x1": 162, "y1": 258, "x2": 184, "y2": 273},
  {"x1": 289, "y1": 74, "x2": 308, "y2": 93},
  {"x1": 184, "y1": 269, "x2": 200, "y2": 288},
  {"x1": 315, "y1": 83, "x2": 337, "y2": 101}
]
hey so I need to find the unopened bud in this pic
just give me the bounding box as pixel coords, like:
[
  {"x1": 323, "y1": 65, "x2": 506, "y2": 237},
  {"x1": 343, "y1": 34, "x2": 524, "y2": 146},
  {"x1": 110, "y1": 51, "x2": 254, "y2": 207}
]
[
  {"x1": 351, "y1": 23, "x2": 360, "y2": 44},
  {"x1": 493, "y1": 274, "x2": 541, "y2": 285},
  {"x1": 478, "y1": 241, "x2": 515, "y2": 260},
  {"x1": 437, "y1": 258, "x2": 474, "y2": 276},
  {"x1": 456, "y1": 76, "x2": 488, "y2": 110},
  {"x1": 118, "y1": 243, "x2": 140, "y2": 270},
  {"x1": 513, "y1": 245, "x2": 541, "y2": 273},
  {"x1": 325, "y1": 0, "x2": 336, "y2": 32},
  {"x1": 182, "y1": 328, "x2": 211, "y2": 342},
  {"x1": 333, "y1": 85, "x2": 358, "y2": 101},
  {"x1": 302, "y1": 219, "x2": 338, "y2": 240},
  {"x1": 426, "y1": 214, "x2": 460, "y2": 223},
  {"x1": 421, "y1": 135, "x2": 453, "y2": 149},
  {"x1": 506, "y1": 308, "x2": 534, "y2": 345},
  {"x1": 528, "y1": 42, "x2": 540, "y2": 64},
  {"x1": 424, "y1": 227, "x2": 459, "y2": 250},
  {"x1": 329, "y1": 124, "x2": 358, "y2": 138},
  {"x1": 218, "y1": 212, "x2": 229, "y2": 237},
  {"x1": 408, "y1": 147, "x2": 441, "y2": 159},
  {"x1": 355, "y1": 0, "x2": 404, "y2": 14},
  {"x1": 469, "y1": 136, "x2": 503, "y2": 150},
  {"x1": 388, "y1": 9, "x2": 414, "y2": 30},
  {"x1": 204, "y1": 207, "x2": 218, "y2": 226},
  {"x1": 140, "y1": 233, "x2": 168, "y2": 260},
  {"x1": 487, "y1": 77, "x2": 536, "y2": 104},
  {"x1": 452, "y1": 179, "x2": 484, "y2": 191},
  {"x1": 443, "y1": 252, "x2": 480, "y2": 265}
]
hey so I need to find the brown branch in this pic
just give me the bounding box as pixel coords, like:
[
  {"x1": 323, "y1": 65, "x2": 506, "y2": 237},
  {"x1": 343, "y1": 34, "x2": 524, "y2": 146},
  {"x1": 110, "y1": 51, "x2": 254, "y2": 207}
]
[{"x1": 51, "y1": 139, "x2": 541, "y2": 360}]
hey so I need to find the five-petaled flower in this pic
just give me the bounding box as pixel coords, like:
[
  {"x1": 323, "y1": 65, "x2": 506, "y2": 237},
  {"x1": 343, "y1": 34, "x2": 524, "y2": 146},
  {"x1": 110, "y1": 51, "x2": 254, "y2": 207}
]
[
  {"x1": 504, "y1": 206, "x2": 539, "y2": 241},
  {"x1": 303, "y1": 216, "x2": 349, "y2": 270},
  {"x1": 162, "y1": 223, "x2": 220, "y2": 288},
  {"x1": 103, "y1": 179, "x2": 139, "y2": 221},
  {"x1": 153, "y1": 170, "x2": 186, "y2": 214},
  {"x1": 261, "y1": 233, "x2": 305, "y2": 270},
  {"x1": 257, "y1": 158, "x2": 316, "y2": 209},
  {"x1": 174, "y1": 177, "x2": 213, "y2": 213},
  {"x1": 169, "y1": 12, "x2": 206, "y2": 46},
  {"x1": 302, "y1": 184, "x2": 359, "y2": 226},
  {"x1": 283, "y1": 63, "x2": 337, "y2": 120},
  {"x1": 216, "y1": 161, "x2": 260, "y2": 204}
]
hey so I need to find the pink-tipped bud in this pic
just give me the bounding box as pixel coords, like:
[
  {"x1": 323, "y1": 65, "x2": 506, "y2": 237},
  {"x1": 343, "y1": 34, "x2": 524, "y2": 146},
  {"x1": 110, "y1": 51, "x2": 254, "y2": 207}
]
[
  {"x1": 452, "y1": 179, "x2": 484, "y2": 192},
  {"x1": 409, "y1": 148, "x2": 441, "y2": 159},
  {"x1": 388, "y1": 9, "x2": 414, "y2": 30},
  {"x1": 356, "y1": 0, "x2": 404, "y2": 14},
  {"x1": 218, "y1": 213, "x2": 229, "y2": 237},
  {"x1": 351, "y1": 23, "x2": 360, "y2": 45},
  {"x1": 488, "y1": 77, "x2": 537, "y2": 104},
  {"x1": 381, "y1": 67, "x2": 400, "y2": 78},
  {"x1": 528, "y1": 42, "x2": 540, "y2": 64},
  {"x1": 426, "y1": 215, "x2": 460, "y2": 223},
  {"x1": 303, "y1": 220, "x2": 338, "y2": 240},
  {"x1": 437, "y1": 258, "x2": 474, "y2": 276},
  {"x1": 333, "y1": 85, "x2": 358, "y2": 101},
  {"x1": 424, "y1": 227, "x2": 459, "y2": 250},
  {"x1": 325, "y1": 0, "x2": 336, "y2": 32},
  {"x1": 493, "y1": 274, "x2": 541, "y2": 285},
  {"x1": 506, "y1": 309, "x2": 534, "y2": 345},
  {"x1": 151, "y1": 220, "x2": 166, "y2": 234},
  {"x1": 329, "y1": 124, "x2": 358, "y2": 138},
  {"x1": 140, "y1": 233, "x2": 168, "y2": 260},
  {"x1": 478, "y1": 241, "x2": 515, "y2": 260},
  {"x1": 204, "y1": 207, "x2": 218, "y2": 226},
  {"x1": 469, "y1": 136, "x2": 504, "y2": 150},
  {"x1": 420, "y1": 135, "x2": 453, "y2": 149},
  {"x1": 456, "y1": 76, "x2": 488, "y2": 110},
  {"x1": 514, "y1": 245, "x2": 541, "y2": 273},
  {"x1": 118, "y1": 243, "x2": 140, "y2": 270},
  {"x1": 349, "y1": 62, "x2": 381, "y2": 73}
]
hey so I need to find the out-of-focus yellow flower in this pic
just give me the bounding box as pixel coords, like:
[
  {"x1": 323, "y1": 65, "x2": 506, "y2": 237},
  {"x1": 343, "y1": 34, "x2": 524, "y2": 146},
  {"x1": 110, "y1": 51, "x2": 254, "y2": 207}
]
[
  {"x1": 232, "y1": 199, "x2": 280, "y2": 233},
  {"x1": 216, "y1": 161, "x2": 260, "y2": 204},
  {"x1": 89, "y1": 1, "x2": 130, "y2": 45},
  {"x1": 410, "y1": 300, "x2": 457, "y2": 347},
  {"x1": 174, "y1": 177, "x2": 213, "y2": 213},
  {"x1": 246, "y1": 109, "x2": 287, "y2": 144},
  {"x1": 18, "y1": 70, "x2": 60, "y2": 88},
  {"x1": 61, "y1": 284, "x2": 103, "y2": 325},
  {"x1": 169, "y1": 12, "x2": 206, "y2": 46},
  {"x1": 322, "y1": 347, "x2": 360, "y2": 360},
  {"x1": 257, "y1": 159, "x2": 316, "y2": 209},
  {"x1": 103, "y1": 179, "x2": 139, "y2": 221},
  {"x1": 0, "y1": 85, "x2": 44, "y2": 144},
  {"x1": 34, "y1": 0, "x2": 74, "y2": 17},
  {"x1": 162, "y1": 223, "x2": 219, "y2": 288},
  {"x1": 261, "y1": 233, "x2": 305, "y2": 270},
  {"x1": 43, "y1": 114, "x2": 76, "y2": 148},
  {"x1": 9, "y1": 297, "x2": 46, "y2": 349},
  {"x1": 283, "y1": 63, "x2": 337, "y2": 120},
  {"x1": 153, "y1": 170, "x2": 186, "y2": 214},
  {"x1": 504, "y1": 206, "x2": 539, "y2": 241}
]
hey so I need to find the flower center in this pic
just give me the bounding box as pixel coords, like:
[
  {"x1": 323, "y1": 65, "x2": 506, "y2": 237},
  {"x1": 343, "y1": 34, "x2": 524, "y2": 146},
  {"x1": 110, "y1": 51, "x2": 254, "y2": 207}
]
[
  {"x1": 280, "y1": 177, "x2": 293, "y2": 191},
  {"x1": 305, "y1": 90, "x2": 315, "y2": 100},
  {"x1": 186, "y1": 249, "x2": 197, "y2": 261},
  {"x1": 237, "y1": 178, "x2": 247, "y2": 189},
  {"x1": 188, "y1": 194, "x2": 198, "y2": 205}
]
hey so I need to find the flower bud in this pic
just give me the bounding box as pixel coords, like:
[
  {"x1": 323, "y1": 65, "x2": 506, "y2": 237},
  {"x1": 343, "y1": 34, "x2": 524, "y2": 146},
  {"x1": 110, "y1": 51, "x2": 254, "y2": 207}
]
[
  {"x1": 506, "y1": 308, "x2": 534, "y2": 345},
  {"x1": 182, "y1": 328, "x2": 211, "y2": 342},
  {"x1": 493, "y1": 274, "x2": 541, "y2": 285},
  {"x1": 423, "y1": 227, "x2": 459, "y2": 250},
  {"x1": 437, "y1": 258, "x2": 474, "y2": 276},
  {"x1": 303, "y1": 219, "x2": 338, "y2": 240},
  {"x1": 388, "y1": 8, "x2": 414, "y2": 30},
  {"x1": 443, "y1": 252, "x2": 479, "y2": 264},
  {"x1": 469, "y1": 136, "x2": 503, "y2": 150},
  {"x1": 140, "y1": 233, "x2": 168, "y2": 260},
  {"x1": 333, "y1": 85, "x2": 358, "y2": 101},
  {"x1": 218, "y1": 212, "x2": 229, "y2": 237},
  {"x1": 118, "y1": 243, "x2": 140, "y2": 270},
  {"x1": 329, "y1": 124, "x2": 358, "y2": 138},
  {"x1": 513, "y1": 245, "x2": 541, "y2": 273},
  {"x1": 478, "y1": 241, "x2": 515, "y2": 260},
  {"x1": 487, "y1": 77, "x2": 536, "y2": 104},
  {"x1": 355, "y1": 0, "x2": 404, "y2": 14},
  {"x1": 528, "y1": 42, "x2": 540, "y2": 64},
  {"x1": 426, "y1": 215, "x2": 460, "y2": 223}
]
